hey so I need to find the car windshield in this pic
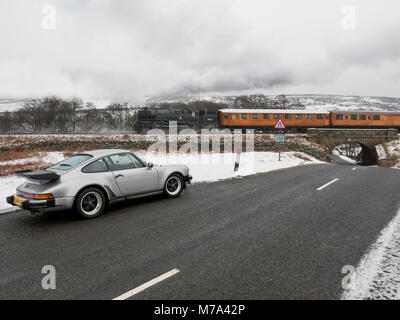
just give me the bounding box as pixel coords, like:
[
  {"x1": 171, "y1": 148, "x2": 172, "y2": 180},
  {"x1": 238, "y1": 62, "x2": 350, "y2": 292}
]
[{"x1": 48, "y1": 154, "x2": 93, "y2": 171}]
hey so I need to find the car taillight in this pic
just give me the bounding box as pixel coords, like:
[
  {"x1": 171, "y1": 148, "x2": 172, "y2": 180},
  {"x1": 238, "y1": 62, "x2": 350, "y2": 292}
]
[
  {"x1": 36, "y1": 194, "x2": 54, "y2": 200},
  {"x1": 16, "y1": 189, "x2": 53, "y2": 200}
]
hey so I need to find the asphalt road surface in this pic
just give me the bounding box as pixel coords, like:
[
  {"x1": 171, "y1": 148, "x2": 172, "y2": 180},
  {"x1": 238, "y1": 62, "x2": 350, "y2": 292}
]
[{"x1": 1, "y1": 163, "x2": 400, "y2": 299}]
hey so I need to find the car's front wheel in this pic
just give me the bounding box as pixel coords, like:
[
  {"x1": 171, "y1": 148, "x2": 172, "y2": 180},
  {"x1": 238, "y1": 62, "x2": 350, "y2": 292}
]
[
  {"x1": 74, "y1": 187, "x2": 106, "y2": 219},
  {"x1": 163, "y1": 174, "x2": 183, "y2": 198}
]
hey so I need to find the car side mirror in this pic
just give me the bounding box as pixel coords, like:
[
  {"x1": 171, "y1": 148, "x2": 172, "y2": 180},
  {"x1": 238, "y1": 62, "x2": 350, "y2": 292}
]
[{"x1": 147, "y1": 162, "x2": 153, "y2": 169}]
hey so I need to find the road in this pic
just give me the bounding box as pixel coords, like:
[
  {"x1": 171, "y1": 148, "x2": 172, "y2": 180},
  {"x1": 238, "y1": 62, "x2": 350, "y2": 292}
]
[
  {"x1": 1, "y1": 163, "x2": 400, "y2": 299},
  {"x1": 331, "y1": 152, "x2": 357, "y2": 166}
]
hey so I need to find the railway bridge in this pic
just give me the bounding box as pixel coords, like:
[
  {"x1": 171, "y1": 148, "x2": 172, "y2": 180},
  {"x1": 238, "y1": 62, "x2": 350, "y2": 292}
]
[{"x1": 306, "y1": 128, "x2": 399, "y2": 165}]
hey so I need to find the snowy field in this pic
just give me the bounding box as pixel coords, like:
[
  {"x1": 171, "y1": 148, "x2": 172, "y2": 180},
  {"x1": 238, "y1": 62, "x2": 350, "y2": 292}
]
[
  {"x1": 2, "y1": 95, "x2": 400, "y2": 113},
  {"x1": 147, "y1": 94, "x2": 400, "y2": 113},
  {"x1": 376, "y1": 140, "x2": 400, "y2": 168},
  {"x1": 0, "y1": 152, "x2": 64, "y2": 166},
  {"x1": 342, "y1": 208, "x2": 400, "y2": 300},
  {"x1": 0, "y1": 151, "x2": 322, "y2": 213},
  {"x1": 332, "y1": 149, "x2": 357, "y2": 164}
]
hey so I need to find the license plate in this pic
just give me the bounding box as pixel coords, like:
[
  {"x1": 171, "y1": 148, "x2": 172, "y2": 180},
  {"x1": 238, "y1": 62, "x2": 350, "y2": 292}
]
[{"x1": 14, "y1": 197, "x2": 23, "y2": 206}]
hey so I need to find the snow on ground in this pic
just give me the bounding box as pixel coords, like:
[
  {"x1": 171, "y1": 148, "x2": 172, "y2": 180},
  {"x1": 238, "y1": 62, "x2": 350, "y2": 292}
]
[
  {"x1": 0, "y1": 152, "x2": 64, "y2": 166},
  {"x1": 0, "y1": 151, "x2": 323, "y2": 213},
  {"x1": 0, "y1": 176, "x2": 26, "y2": 214},
  {"x1": 0, "y1": 99, "x2": 31, "y2": 112},
  {"x1": 342, "y1": 207, "x2": 400, "y2": 300},
  {"x1": 376, "y1": 140, "x2": 400, "y2": 168},
  {"x1": 140, "y1": 151, "x2": 323, "y2": 183},
  {"x1": 332, "y1": 149, "x2": 357, "y2": 164}
]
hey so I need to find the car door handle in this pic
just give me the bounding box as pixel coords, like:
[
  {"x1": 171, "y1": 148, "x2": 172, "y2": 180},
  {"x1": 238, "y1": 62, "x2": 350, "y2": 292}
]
[{"x1": 115, "y1": 174, "x2": 124, "y2": 179}]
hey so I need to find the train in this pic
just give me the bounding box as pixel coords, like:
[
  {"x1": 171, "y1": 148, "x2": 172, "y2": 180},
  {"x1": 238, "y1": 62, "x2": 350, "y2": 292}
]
[
  {"x1": 133, "y1": 108, "x2": 400, "y2": 132},
  {"x1": 219, "y1": 109, "x2": 400, "y2": 132}
]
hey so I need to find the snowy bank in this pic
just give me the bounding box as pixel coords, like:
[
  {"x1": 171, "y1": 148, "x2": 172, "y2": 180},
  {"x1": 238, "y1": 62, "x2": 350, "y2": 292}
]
[
  {"x1": 140, "y1": 151, "x2": 323, "y2": 183},
  {"x1": 342, "y1": 208, "x2": 400, "y2": 300},
  {"x1": 332, "y1": 149, "x2": 357, "y2": 164}
]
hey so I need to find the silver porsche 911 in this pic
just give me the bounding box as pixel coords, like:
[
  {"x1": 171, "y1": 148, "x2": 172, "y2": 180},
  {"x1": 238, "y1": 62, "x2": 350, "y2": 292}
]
[{"x1": 6, "y1": 149, "x2": 192, "y2": 218}]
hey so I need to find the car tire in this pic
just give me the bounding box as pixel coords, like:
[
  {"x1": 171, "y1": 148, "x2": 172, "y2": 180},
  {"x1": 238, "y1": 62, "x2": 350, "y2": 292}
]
[
  {"x1": 74, "y1": 187, "x2": 106, "y2": 219},
  {"x1": 163, "y1": 174, "x2": 183, "y2": 198}
]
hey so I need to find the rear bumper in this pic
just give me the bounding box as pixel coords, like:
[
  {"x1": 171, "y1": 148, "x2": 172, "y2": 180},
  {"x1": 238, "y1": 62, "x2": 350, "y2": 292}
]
[
  {"x1": 6, "y1": 195, "x2": 55, "y2": 210},
  {"x1": 184, "y1": 174, "x2": 193, "y2": 184}
]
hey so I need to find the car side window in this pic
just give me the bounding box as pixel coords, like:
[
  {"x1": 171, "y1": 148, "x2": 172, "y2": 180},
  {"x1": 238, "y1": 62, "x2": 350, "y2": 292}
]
[
  {"x1": 128, "y1": 154, "x2": 145, "y2": 168},
  {"x1": 82, "y1": 159, "x2": 109, "y2": 173},
  {"x1": 105, "y1": 153, "x2": 136, "y2": 171}
]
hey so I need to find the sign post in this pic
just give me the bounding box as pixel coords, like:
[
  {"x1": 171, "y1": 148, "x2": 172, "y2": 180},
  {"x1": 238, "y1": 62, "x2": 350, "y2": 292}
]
[
  {"x1": 234, "y1": 147, "x2": 241, "y2": 172},
  {"x1": 274, "y1": 119, "x2": 287, "y2": 161}
]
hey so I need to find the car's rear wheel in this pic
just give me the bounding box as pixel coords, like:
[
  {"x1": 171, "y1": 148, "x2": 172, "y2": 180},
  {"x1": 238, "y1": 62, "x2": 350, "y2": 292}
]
[
  {"x1": 163, "y1": 174, "x2": 183, "y2": 198},
  {"x1": 74, "y1": 187, "x2": 106, "y2": 219}
]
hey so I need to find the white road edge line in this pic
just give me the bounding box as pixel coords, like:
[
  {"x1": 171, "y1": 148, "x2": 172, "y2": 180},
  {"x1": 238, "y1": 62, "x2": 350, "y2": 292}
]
[
  {"x1": 317, "y1": 178, "x2": 339, "y2": 191},
  {"x1": 112, "y1": 268, "x2": 180, "y2": 300},
  {"x1": 342, "y1": 208, "x2": 400, "y2": 299}
]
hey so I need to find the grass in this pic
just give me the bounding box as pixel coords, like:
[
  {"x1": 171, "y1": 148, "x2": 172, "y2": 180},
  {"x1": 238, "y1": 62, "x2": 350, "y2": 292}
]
[{"x1": 293, "y1": 153, "x2": 311, "y2": 161}]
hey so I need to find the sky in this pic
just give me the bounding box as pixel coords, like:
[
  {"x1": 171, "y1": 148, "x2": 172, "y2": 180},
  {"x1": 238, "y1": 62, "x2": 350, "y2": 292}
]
[{"x1": 0, "y1": 0, "x2": 399, "y2": 103}]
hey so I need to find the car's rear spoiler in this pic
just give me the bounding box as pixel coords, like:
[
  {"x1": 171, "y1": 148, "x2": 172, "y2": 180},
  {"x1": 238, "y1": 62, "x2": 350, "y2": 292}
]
[{"x1": 14, "y1": 170, "x2": 60, "y2": 184}]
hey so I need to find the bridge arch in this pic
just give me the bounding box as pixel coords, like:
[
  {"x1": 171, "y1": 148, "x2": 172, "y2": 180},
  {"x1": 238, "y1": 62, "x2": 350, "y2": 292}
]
[
  {"x1": 307, "y1": 128, "x2": 397, "y2": 165},
  {"x1": 332, "y1": 142, "x2": 378, "y2": 165}
]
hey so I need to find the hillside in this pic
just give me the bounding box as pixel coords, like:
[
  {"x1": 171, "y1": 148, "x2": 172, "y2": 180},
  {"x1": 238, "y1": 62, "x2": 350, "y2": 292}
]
[
  {"x1": 146, "y1": 94, "x2": 400, "y2": 112},
  {"x1": 1, "y1": 94, "x2": 400, "y2": 113}
]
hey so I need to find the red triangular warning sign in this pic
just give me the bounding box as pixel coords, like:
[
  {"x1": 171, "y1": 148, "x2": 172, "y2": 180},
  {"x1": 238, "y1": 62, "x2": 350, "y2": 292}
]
[{"x1": 274, "y1": 119, "x2": 286, "y2": 129}]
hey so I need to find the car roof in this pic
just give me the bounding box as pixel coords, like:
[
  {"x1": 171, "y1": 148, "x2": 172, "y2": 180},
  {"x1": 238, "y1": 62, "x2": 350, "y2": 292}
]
[{"x1": 80, "y1": 149, "x2": 131, "y2": 158}]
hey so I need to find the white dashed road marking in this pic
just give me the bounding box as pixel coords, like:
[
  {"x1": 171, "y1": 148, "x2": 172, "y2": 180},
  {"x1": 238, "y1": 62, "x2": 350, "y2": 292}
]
[
  {"x1": 317, "y1": 178, "x2": 339, "y2": 191},
  {"x1": 113, "y1": 268, "x2": 180, "y2": 300}
]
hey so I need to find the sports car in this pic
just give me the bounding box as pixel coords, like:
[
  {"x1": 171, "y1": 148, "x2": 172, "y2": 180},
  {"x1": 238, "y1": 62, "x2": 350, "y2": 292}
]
[{"x1": 6, "y1": 149, "x2": 192, "y2": 218}]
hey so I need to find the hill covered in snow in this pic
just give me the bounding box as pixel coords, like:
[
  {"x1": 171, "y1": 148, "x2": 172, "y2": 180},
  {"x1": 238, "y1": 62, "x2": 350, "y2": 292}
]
[
  {"x1": 0, "y1": 98, "x2": 113, "y2": 113},
  {"x1": 1, "y1": 94, "x2": 399, "y2": 113},
  {"x1": 146, "y1": 94, "x2": 400, "y2": 112}
]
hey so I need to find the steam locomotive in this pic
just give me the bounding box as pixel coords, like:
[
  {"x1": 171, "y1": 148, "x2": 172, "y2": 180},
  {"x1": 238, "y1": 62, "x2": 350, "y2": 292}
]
[{"x1": 133, "y1": 108, "x2": 218, "y2": 132}]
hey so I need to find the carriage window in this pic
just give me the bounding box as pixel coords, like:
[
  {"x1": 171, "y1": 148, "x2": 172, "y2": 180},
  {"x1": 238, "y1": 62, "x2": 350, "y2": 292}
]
[
  {"x1": 336, "y1": 115, "x2": 343, "y2": 120},
  {"x1": 350, "y1": 114, "x2": 357, "y2": 120},
  {"x1": 285, "y1": 114, "x2": 292, "y2": 120},
  {"x1": 82, "y1": 159, "x2": 109, "y2": 173},
  {"x1": 105, "y1": 153, "x2": 136, "y2": 171},
  {"x1": 373, "y1": 115, "x2": 381, "y2": 120},
  {"x1": 274, "y1": 114, "x2": 280, "y2": 119},
  {"x1": 240, "y1": 114, "x2": 247, "y2": 120},
  {"x1": 296, "y1": 114, "x2": 302, "y2": 120},
  {"x1": 316, "y1": 114, "x2": 323, "y2": 120},
  {"x1": 231, "y1": 114, "x2": 236, "y2": 120},
  {"x1": 359, "y1": 115, "x2": 366, "y2": 120},
  {"x1": 306, "y1": 114, "x2": 313, "y2": 120},
  {"x1": 252, "y1": 114, "x2": 259, "y2": 120},
  {"x1": 223, "y1": 114, "x2": 228, "y2": 119},
  {"x1": 263, "y1": 114, "x2": 270, "y2": 120}
]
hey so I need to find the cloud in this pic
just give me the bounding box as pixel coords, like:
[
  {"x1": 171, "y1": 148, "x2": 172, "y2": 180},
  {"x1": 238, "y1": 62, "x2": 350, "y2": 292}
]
[{"x1": 0, "y1": 0, "x2": 399, "y2": 102}]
